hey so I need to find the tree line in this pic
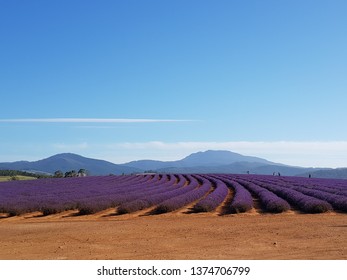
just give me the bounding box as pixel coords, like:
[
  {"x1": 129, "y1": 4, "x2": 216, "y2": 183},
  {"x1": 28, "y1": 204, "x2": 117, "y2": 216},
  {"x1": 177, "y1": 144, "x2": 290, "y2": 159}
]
[
  {"x1": 0, "y1": 170, "x2": 49, "y2": 179},
  {"x1": 0, "y1": 169, "x2": 88, "y2": 180},
  {"x1": 53, "y1": 169, "x2": 88, "y2": 178}
]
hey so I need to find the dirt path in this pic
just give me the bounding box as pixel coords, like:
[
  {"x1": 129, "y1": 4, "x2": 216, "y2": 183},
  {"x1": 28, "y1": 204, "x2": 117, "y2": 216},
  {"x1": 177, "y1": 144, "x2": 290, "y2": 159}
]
[{"x1": 0, "y1": 211, "x2": 346, "y2": 259}]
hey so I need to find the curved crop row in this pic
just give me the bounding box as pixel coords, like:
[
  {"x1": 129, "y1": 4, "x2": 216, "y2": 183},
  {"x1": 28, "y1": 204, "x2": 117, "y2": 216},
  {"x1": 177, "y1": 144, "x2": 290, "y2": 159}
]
[
  {"x1": 250, "y1": 176, "x2": 346, "y2": 213},
  {"x1": 117, "y1": 174, "x2": 190, "y2": 214},
  {"x1": 192, "y1": 176, "x2": 229, "y2": 212},
  {"x1": 288, "y1": 185, "x2": 347, "y2": 212},
  {"x1": 1, "y1": 173, "x2": 346, "y2": 217},
  {"x1": 282, "y1": 177, "x2": 347, "y2": 197},
  {"x1": 0, "y1": 174, "x2": 157, "y2": 216},
  {"x1": 218, "y1": 176, "x2": 253, "y2": 213},
  {"x1": 153, "y1": 176, "x2": 212, "y2": 214},
  {"x1": 77, "y1": 174, "x2": 177, "y2": 215},
  {"x1": 254, "y1": 181, "x2": 333, "y2": 213},
  {"x1": 236, "y1": 179, "x2": 290, "y2": 213}
]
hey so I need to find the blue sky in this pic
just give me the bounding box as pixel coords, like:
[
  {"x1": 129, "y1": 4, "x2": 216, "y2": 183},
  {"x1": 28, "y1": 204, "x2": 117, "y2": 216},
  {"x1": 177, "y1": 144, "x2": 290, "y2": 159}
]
[{"x1": 1, "y1": 0, "x2": 347, "y2": 167}]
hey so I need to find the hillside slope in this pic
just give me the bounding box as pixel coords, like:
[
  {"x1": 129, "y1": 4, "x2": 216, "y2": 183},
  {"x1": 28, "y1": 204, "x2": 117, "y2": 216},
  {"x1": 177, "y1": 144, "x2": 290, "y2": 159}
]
[{"x1": 0, "y1": 153, "x2": 141, "y2": 175}]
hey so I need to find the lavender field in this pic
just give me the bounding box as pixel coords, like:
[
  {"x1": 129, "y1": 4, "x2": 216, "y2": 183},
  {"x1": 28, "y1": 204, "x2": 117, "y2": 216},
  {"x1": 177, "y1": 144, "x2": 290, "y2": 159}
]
[{"x1": 0, "y1": 174, "x2": 346, "y2": 217}]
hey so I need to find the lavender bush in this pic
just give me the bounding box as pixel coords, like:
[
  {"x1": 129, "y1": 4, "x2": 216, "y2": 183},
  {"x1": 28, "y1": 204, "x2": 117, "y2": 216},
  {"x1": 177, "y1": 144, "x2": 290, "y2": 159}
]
[
  {"x1": 192, "y1": 176, "x2": 229, "y2": 212},
  {"x1": 153, "y1": 176, "x2": 211, "y2": 214},
  {"x1": 236, "y1": 179, "x2": 290, "y2": 213},
  {"x1": 257, "y1": 181, "x2": 333, "y2": 213},
  {"x1": 216, "y1": 176, "x2": 253, "y2": 213},
  {"x1": 1, "y1": 173, "x2": 346, "y2": 217}
]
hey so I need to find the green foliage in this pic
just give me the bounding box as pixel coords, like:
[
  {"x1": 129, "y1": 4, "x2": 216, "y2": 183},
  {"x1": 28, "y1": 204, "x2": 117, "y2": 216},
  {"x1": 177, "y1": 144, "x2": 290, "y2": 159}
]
[
  {"x1": 64, "y1": 170, "x2": 77, "y2": 177},
  {"x1": 0, "y1": 170, "x2": 38, "y2": 177},
  {"x1": 56, "y1": 169, "x2": 87, "y2": 178},
  {"x1": 54, "y1": 170, "x2": 64, "y2": 178},
  {"x1": 0, "y1": 170, "x2": 51, "y2": 181}
]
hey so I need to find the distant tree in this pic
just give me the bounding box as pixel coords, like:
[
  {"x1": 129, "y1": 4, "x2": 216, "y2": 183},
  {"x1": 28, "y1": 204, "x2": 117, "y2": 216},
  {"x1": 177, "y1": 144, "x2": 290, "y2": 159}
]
[
  {"x1": 0, "y1": 170, "x2": 51, "y2": 179},
  {"x1": 0, "y1": 170, "x2": 36, "y2": 177},
  {"x1": 54, "y1": 170, "x2": 64, "y2": 178},
  {"x1": 64, "y1": 170, "x2": 77, "y2": 178},
  {"x1": 78, "y1": 169, "x2": 87, "y2": 177}
]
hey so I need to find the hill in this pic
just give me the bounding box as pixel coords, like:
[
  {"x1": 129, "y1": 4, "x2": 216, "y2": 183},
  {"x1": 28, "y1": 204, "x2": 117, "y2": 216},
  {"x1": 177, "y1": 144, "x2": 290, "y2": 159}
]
[
  {"x1": 179, "y1": 150, "x2": 273, "y2": 166},
  {"x1": 297, "y1": 168, "x2": 347, "y2": 179},
  {"x1": 0, "y1": 153, "x2": 141, "y2": 175},
  {"x1": 122, "y1": 150, "x2": 315, "y2": 175},
  {"x1": 0, "y1": 150, "x2": 345, "y2": 178},
  {"x1": 122, "y1": 150, "x2": 277, "y2": 170}
]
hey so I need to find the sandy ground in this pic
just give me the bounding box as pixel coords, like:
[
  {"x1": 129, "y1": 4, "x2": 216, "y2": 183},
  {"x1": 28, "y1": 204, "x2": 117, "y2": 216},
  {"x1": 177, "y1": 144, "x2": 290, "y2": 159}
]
[{"x1": 0, "y1": 209, "x2": 346, "y2": 260}]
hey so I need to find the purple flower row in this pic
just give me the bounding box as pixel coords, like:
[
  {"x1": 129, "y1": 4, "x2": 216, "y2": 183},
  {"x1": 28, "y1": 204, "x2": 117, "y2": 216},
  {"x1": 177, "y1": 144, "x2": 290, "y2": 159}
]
[
  {"x1": 192, "y1": 175, "x2": 229, "y2": 212},
  {"x1": 249, "y1": 176, "x2": 346, "y2": 213},
  {"x1": 117, "y1": 174, "x2": 191, "y2": 214},
  {"x1": 217, "y1": 175, "x2": 254, "y2": 213},
  {"x1": 236, "y1": 178, "x2": 290, "y2": 213},
  {"x1": 1, "y1": 173, "x2": 346, "y2": 216},
  {"x1": 153, "y1": 175, "x2": 212, "y2": 214},
  {"x1": 252, "y1": 180, "x2": 333, "y2": 213},
  {"x1": 289, "y1": 185, "x2": 347, "y2": 212},
  {"x1": 77, "y1": 174, "x2": 179, "y2": 214},
  {"x1": 0, "y1": 174, "x2": 163, "y2": 215}
]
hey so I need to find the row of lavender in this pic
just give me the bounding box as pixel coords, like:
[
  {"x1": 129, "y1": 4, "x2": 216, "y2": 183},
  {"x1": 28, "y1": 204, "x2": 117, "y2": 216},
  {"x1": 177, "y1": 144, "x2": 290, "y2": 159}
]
[
  {"x1": 0, "y1": 174, "x2": 218, "y2": 216},
  {"x1": 0, "y1": 174, "x2": 179, "y2": 215},
  {"x1": 240, "y1": 175, "x2": 347, "y2": 213},
  {"x1": 220, "y1": 174, "x2": 347, "y2": 213},
  {"x1": 0, "y1": 174, "x2": 346, "y2": 217}
]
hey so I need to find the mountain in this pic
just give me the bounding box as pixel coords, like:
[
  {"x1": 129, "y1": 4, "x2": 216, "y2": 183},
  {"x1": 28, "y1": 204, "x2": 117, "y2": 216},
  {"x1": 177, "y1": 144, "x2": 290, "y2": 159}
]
[
  {"x1": 154, "y1": 162, "x2": 319, "y2": 176},
  {"x1": 179, "y1": 150, "x2": 274, "y2": 166},
  {"x1": 0, "y1": 153, "x2": 141, "y2": 175},
  {"x1": 122, "y1": 150, "x2": 277, "y2": 170},
  {"x1": 297, "y1": 168, "x2": 347, "y2": 179},
  {"x1": 0, "y1": 150, "x2": 345, "y2": 178},
  {"x1": 121, "y1": 150, "x2": 336, "y2": 177}
]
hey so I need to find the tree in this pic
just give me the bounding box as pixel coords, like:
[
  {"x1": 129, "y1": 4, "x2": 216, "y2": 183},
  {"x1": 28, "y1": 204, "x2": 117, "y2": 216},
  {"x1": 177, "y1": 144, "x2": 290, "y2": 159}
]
[
  {"x1": 10, "y1": 176, "x2": 18, "y2": 181},
  {"x1": 54, "y1": 170, "x2": 64, "y2": 178},
  {"x1": 78, "y1": 169, "x2": 87, "y2": 177},
  {"x1": 64, "y1": 170, "x2": 77, "y2": 178}
]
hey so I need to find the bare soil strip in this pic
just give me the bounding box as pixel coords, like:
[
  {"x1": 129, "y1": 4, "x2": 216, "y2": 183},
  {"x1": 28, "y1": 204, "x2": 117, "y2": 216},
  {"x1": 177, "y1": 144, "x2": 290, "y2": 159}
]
[{"x1": 0, "y1": 211, "x2": 346, "y2": 260}]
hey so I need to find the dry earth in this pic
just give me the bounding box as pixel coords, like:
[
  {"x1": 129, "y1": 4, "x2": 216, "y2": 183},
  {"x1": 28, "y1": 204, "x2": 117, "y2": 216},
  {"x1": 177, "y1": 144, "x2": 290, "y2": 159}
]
[{"x1": 0, "y1": 209, "x2": 346, "y2": 260}]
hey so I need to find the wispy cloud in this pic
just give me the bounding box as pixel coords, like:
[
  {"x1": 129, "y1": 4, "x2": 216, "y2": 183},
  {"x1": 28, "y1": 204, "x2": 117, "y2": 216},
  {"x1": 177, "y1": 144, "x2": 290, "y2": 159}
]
[{"x1": 0, "y1": 118, "x2": 195, "y2": 123}]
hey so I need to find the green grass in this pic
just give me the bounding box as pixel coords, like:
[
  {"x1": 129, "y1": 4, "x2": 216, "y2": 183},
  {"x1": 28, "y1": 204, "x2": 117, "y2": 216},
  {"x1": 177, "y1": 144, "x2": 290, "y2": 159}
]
[{"x1": 0, "y1": 176, "x2": 37, "y2": 182}]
